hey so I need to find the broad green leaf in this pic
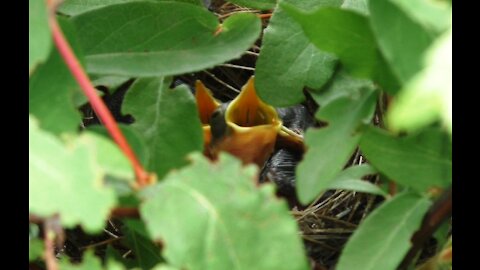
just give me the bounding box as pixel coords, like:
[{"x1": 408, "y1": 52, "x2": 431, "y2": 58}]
[
  {"x1": 228, "y1": 0, "x2": 276, "y2": 10},
  {"x1": 123, "y1": 77, "x2": 203, "y2": 179},
  {"x1": 337, "y1": 192, "x2": 431, "y2": 270},
  {"x1": 88, "y1": 124, "x2": 149, "y2": 166},
  {"x1": 332, "y1": 164, "x2": 377, "y2": 181},
  {"x1": 327, "y1": 179, "x2": 386, "y2": 196},
  {"x1": 72, "y1": 2, "x2": 261, "y2": 77},
  {"x1": 311, "y1": 68, "x2": 374, "y2": 107},
  {"x1": 255, "y1": 0, "x2": 340, "y2": 107},
  {"x1": 141, "y1": 153, "x2": 309, "y2": 270},
  {"x1": 341, "y1": 0, "x2": 368, "y2": 15},
  {"x1": 296, "y1": 78, "x2": 377, "y2": 204},
  {"x1": 326, "y1": 164, "x2": 387, "y2": 196},
  {"x1": 389, "y1": 0, "x2": 452, "y2": 34},
  {"x1": 369, "y1": 0, "x2": 435, "y2": 83},
  {"x1": 58, "y1": 0, "x2": 205, "y2": 16},
  {"x1": 281, "y1": 4, "x2": 400, "y2": 93},
  {"x1": 29, "y1": 116, "x2": 116, "y2": 232},
  {"x1": 59, "y1": 250, "x2": 103, "y2": 270},
  {"x1": 122, "y1": 220, "x2": 164, "y2": 269},
  {"x1": 29, "y1": 0, "x2": 51, "y2": 74},
  {"x1": 78, "y1": 132, "x2": 134, "y2": 182},
  {"x1": 388, "y1": 28, "x2": 452, "y2": 134},
  {"x1": 359, "y1": 126, "x2": 452, "y2": 192},
  {"x1": 29, "y1": 17, "x2": 83, "y2": 136}
]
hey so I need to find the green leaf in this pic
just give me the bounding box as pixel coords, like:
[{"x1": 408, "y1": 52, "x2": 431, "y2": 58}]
[
  {"x1": 59, "y1": 0, "x2": 206, "y2": 16},
  {"x1": 296, "y1": 78, "x2": 377, "y2": 204},
  {"x1": 336, "y1": 192, "x2": 431, "y2": 270},
  {"x1": 29, "y1": 116, "x2": 116, "y2": 232},
  {"x1": 369, "y1": 0, "x2": 435, "y2": 83},
  {"x1": 388, "y1": 0, "x2": 452, "y2": 34},
  {"x1": 152, "y1": 265, "x2": 181, "y2": 270},
  {"x1": 29, "y1": 223, "x2": 44, "y2": 261},
  {"x1": 281, "y1": 4, "x2": 400, "y2": 93},
  {"x1": 141, "y1": 153, "x2": 309, "y2": 270},
  {"x1": 387, "y1": 28, "x2": 452, "y2": 134},
  {"x1": 228, "y1": 0, "x2": 276, "y2": 10},
  {"x1": 72, "y1": 2, "x2": 261, "y2": 77},
  {"x1": 326, "y1": 164, "x2": 387, "y2": 196},
  {"x1": 311, "y1": 68, "x2": 374, "y2": 107},
  {"x1": 29, "y1": 238, "x2": 44, "y2": 261},
  {"x1": 341, "y1": 0, "x2": 368, "y2": 15},
  {"x1": 359, "y1": 126, "x2": 452, "y2": 193},
  {"x1": 122, "y1": 220, "x2": 164, "y2": 269},
  {"x1": 78, "y1": 132, "x2": 134, "y2": 182},
  {"x1": 106, "y1": 259, "x2": 128, "y2": 270},
  {"x1": 327, "y1": 179, "x2": 386, "y2": 196},
  {"x1": 87, "y1": 124, "x2": 149, "y2": 166},
  {"x1": 332, "y1": 164, "x2": 377, "y2": 180},
  {"x1": 123, "y1": 77, "x2": 203, "y2": 179},
  {"x1": 255, "y1": 0, "x2": 340, "y2": 107},
  {"x1": 29, "y1": 17, "x2": 83, "y2": 136},
  {"x1": 29, "y1": 0, "x2": 51, "y2": 74},
  {"x1": 59, "y1": 250, "x2": 103, "y2": 270}
]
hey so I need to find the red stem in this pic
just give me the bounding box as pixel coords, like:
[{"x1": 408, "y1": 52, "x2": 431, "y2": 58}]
[{"x1": 48, "y1": 16, "x2": 150, "y2": 187}]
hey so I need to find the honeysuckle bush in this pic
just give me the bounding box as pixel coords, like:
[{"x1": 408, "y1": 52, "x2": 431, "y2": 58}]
[{"x1": 29, "y1": 0, "x2": 452, "y2": 269}]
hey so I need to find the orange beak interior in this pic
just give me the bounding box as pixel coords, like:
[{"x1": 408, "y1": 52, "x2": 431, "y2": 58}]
[
  {"x1": 218, "y1": 77, "x2": 282, "y2": 166},
  {"x1": 195, "y1": 80, "x2": 220, "y2": 152}
]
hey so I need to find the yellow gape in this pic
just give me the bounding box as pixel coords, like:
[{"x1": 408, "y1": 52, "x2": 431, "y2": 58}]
[{"x1": 195, "y1": 76, "x2": 304, "y2": 167}]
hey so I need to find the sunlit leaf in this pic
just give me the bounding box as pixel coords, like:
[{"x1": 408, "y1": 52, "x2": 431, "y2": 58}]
[
  {"x1": 369, "y1": 0, "x2": 436, "y2": 83},
  {"x1": 141, "y1": 153, "x2": 309, "y2": 270},
  {"x1": 387, "y1": 28, "x2": 452, "y2": 134},
  {"x1": 59, "y1": 250, "x2": 103, "y2": 270},
  {"x1": 29, "y1": 116, "x2": 116, "y2": 232}
]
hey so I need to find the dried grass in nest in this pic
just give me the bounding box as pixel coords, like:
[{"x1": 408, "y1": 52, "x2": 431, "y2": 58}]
[{"x1": 290, "y1": 151, "x2": 382, "y2": 268}]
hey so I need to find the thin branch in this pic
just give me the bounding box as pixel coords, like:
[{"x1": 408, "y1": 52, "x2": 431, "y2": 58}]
[
  {"x1": 80, "y1": 237, "x2": 123, "y2": 250},
  {"x1": 203, "y1": 70, "x2": 240, "y2": 94},
  {"x1": 110, "y1": 207, "x2": 140, "y2": 219},
  {"x1": 244, "y1": 50, "x2": 259, "y2": 57},
  {"x1": 43, "y1": 219, "x2": 58, "y2": 270},
  {"x1": 48, "y1": 13, "x2": 152, "y2": 187},
  {"x1": 398, "y1": 186, "x2": 452, "y2": 269},
  {"x1": 219, "y1": 63, "x2": 255, "y2": 71}
]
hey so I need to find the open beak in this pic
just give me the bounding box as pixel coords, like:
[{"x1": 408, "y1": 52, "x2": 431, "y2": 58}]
[
  {"x1": 211, "y1": 76, "x2": 282, "y2": 166},
  {"x1": 195, "y1": 80, "x2": 220, "y2": 153},
  {"x1": 196, "y1": 76, "x2": 306, "y2": 167}
]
